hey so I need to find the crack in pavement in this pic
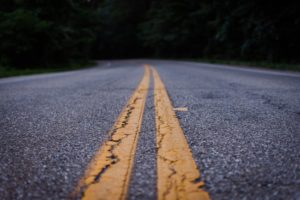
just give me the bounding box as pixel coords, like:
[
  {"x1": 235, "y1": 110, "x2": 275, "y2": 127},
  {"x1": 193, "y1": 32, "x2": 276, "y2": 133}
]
[
  {"x1": 152, "y1": 67, "x2": 210, "y2": 200},
  {"x1": 90, "y1": 103, "x2": 136, "y2": 185},
  {"x1": 71, "y1": 66, "x2": 150, "y2": 200}
]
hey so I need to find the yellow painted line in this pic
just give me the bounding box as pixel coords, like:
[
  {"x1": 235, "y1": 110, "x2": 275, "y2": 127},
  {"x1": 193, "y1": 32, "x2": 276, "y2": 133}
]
[
  {"x1": 152, "y1": 67, "x2": 210, "y2": 200},
  {"x1": 72, "y1": 65, "x2": 150, "y2": 200}
]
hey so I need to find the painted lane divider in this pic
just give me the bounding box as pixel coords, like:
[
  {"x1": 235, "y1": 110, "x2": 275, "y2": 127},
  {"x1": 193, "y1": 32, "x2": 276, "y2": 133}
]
[
  {"x1": 72, "y1": 65, "x2": 210, "y2": 200},
  {"x1": 152, "y1": 67, "x2": 210, "y2": 200},
  {"x1": 72, "y1": 65, "x2": 150, "y2": 200}
]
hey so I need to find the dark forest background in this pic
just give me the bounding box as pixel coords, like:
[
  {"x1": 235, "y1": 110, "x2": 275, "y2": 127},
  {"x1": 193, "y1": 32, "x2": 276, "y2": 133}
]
[{"x1": 0, "y1": 0, "x2": 299, "y2": 69}]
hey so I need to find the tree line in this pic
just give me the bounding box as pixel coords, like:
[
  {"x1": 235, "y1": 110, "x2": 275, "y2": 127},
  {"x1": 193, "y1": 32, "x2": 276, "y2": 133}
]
[{"x1": 0, "y1": 0, "x2": 299, "y2": 69}]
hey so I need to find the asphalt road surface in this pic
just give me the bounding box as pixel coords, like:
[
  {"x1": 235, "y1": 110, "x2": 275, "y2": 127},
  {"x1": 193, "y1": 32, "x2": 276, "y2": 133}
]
[{"x1": 0, "y1": 60, "x2": 299, "y2": 200}]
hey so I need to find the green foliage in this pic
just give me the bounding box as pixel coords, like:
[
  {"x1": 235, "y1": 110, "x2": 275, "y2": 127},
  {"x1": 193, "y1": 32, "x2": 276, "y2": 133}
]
[
  {"x1": 0, "y1": 0, "x2": 299, "y2": 70},
  {"x1": 94, "y1": 0, "x2": 152, "y2": 58},
  {"x1": 206, "y1": 0, "x2": 300, "y2": 62},
  {"x1": 139, "y1": 0, "x2": 213, "y2": 57},
  {"x1": 0, "y1": 0, "x2": 101, "y2": 68},
  {"x1": 0, "y1": 9, "x2": 51, "y2": 67}
]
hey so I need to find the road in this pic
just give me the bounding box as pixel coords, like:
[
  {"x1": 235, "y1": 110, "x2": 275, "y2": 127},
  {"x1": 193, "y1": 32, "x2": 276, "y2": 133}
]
[{"x1": 0, "y1": 60, "x2": 299, "y2": 200}]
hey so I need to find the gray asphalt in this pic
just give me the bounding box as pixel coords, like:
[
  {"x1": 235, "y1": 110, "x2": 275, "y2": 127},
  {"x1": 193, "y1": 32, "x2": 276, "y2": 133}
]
[{"x1": 0, "y1": 60, "x2": 299, "y2": 200}]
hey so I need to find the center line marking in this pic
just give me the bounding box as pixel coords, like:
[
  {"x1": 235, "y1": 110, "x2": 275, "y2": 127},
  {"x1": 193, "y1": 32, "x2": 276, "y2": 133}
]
[
  {"x1": 72, "y1": 65, "x2": 150, "y2": 200},
  {"x1": 152, "y1": 67, "x2": 210, "y2": 200}
]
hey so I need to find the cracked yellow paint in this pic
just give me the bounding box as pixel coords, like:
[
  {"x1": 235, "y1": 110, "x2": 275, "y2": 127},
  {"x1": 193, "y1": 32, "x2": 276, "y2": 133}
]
[
  {"x1": 72, "y1": 65, "x2": 150, "y2": 200},
  {"x1": 152, "y1": 67, "x2": 210, "y2": 200}
]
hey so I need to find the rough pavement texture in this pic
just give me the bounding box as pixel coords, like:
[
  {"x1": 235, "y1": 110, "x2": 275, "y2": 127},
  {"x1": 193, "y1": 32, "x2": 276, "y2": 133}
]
[
  {"x1": 0, "y1": 62, "x2": 143, "y2": 199},
  {"x1": 129, "y1": 75, "x2": 157, "y2": 200},
  {"x1": 0, "y1": 60, "x2": 299, "y2": 199},
  {"x1": 153, "y1": 61, "x2": 300, "y2": 200}
]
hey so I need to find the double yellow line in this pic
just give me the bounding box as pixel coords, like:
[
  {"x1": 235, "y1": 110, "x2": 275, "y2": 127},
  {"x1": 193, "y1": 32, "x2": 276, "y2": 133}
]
[{"x1": 72, "y1": 65, "x2": 210, "y2": 200}]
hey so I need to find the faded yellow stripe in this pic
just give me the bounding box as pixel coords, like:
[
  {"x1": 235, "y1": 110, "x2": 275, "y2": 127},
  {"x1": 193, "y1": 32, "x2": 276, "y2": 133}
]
[
  {"x1": 73, "y1": 65, "x2": 150, "y2": 200},
  {"x1": 152, "y1": 67, "x2": 210, "y2": 200}
]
